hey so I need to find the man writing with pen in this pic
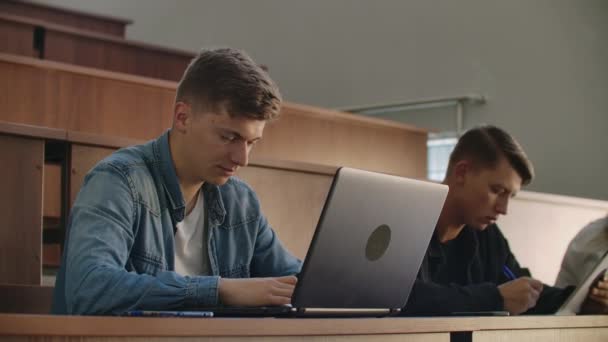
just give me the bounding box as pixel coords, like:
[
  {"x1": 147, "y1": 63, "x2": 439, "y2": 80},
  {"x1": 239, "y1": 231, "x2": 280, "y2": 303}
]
[{"x1": 403, "y1": 125, "x2": 608, "y2": 315}]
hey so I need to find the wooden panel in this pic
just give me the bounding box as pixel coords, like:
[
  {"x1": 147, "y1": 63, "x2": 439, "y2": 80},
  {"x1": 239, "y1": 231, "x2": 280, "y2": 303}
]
[
  {"x1": 43, "y1": 163, "x2": 62, "y2": 218},
  {"x1": 0, "y1": 59, "x2": 67, "y2": 129},
  {"x1": 0, "y1": 13, "x2": 193, "y2": 81},
  {"x1": 42, "y1": 243, "x2": 61, "y2": 267},
  {"x1": 254, "y1": 104, "x2": 428, "y2": 179},
  {"x1": 0, "y1": 135, "x2": 44, "y2": 285},
  {"x1": 0, "y1": 54, "x2": 427, "y2": 177},
  {"x1": 69, "y1": 144, "x2": 116, "y2": 208},
  {"x1": 237, "y1": 166, "x2": 333, "y2": 259},
  {"x1": 60, "y1": 72, "x2": 174, "y2": 139},
  {"x1": 45, "y1": 30, "x2": 192, "y2": 81},
  {"x1": 0, "y1": 16, "x2": 37, "y2": 57},
  {"x1": 474, "y1": 328, "x2": 608, "y2": 342},
  {"x1": 0, "y1": 285, "x2": 53, "y2": 314},
  {"x1": 0, "y1": 56, "x2": 174, "y2": 140},
  {"x1": 0, "y1": 0, "x2": 131, "y2": 37},
  {"x1": 0, "y1": 333, "x2": 448, "y2": 342}
]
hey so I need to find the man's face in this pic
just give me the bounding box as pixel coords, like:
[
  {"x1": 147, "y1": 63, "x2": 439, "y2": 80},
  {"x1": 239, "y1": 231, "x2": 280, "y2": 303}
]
[
  {"x1": 181, "y1": 105, "x2": 265, "y2": 185},
  {"x1": 454, "y1": 157, "x2": 522, "y2": 230}
]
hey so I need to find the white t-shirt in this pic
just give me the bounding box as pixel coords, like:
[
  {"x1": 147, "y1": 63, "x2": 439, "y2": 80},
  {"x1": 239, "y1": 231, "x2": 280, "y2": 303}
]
[
  {"x1": 174, "y1": 190, "x2": 210, "y2": 276},
  {"x1": 555, "y1": 216, "x2": 608, "y2": 287}
]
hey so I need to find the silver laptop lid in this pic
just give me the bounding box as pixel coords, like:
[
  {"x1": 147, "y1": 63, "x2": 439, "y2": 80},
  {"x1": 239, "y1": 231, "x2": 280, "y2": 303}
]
[{"x1": 292, "y1": 167, "x2": 448, "y2": 310}]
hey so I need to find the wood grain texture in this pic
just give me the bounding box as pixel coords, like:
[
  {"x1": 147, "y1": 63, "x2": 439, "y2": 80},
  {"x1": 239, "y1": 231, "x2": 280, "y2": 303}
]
[
  {"x1": 45, "y1": 30, "x2": 192, "y2": 81},
  {"x1": 0, "y1": 135, "x2": 44, "y2": 285},
  {"x1": 0, "y1": 16, "x2": 38, "y2": 57},
  {"x1": 1, "y1": 314, "x2": 607, "y2": 337},
  {"x1": 43, "y1": 163, "x2": 62, "y2": 218},
  {"x1": 0, "y1": 60, "x2": 67, "y2": 129},
  {"x1": 0, "y1": 54, "x2": 427, "y2": 177},
  {"x1": 59, "y1": 70, "x2": 175, "y2": 139},
  {"x1": 474, "y1": 328, "x2": 608, "y2": 342},
  {"x1": 254, "y1": 104, "x2": 428, "y2": 178},
  {"x1": 0, "y1": 0, "x2": 131, "y2": 37},
  {"x1": 0, "y1": 334, "x2": 448, "y2": 342},
  {"x1": 0, "y1": 56, "x2": 175, "y2": 140}
]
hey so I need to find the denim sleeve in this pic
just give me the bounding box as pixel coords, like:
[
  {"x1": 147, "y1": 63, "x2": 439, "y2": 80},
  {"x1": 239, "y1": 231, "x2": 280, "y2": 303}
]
[
  {"x1": 63, "y1": 165, "x2": 220, "y2": 315},
  {"x1": 250, "y1": 214, "x2": 302, "y2": 277}
]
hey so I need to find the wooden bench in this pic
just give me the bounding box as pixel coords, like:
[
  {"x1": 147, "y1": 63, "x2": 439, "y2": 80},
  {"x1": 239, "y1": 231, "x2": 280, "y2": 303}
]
[
  {"x1": 0, "y1": 0, "x2": 131, "y2": 37},
  {"x1": 0, "y1": 13, "x2": 193, "y2": 81}
]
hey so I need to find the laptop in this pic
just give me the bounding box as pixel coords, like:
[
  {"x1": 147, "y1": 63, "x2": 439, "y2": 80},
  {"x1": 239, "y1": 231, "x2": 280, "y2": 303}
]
[
  {"x1": 211, "y1": 167, "x2": 448, "y2": 317},
  {"x1": 556, "y1": 249, "x2": 608, "y2": 315}
]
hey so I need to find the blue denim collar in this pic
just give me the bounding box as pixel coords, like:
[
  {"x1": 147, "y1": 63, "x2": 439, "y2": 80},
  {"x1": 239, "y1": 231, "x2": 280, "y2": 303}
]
[
  {"x1": 202, "y1": 183, "x2": 226, "y2": 227},
  {"x1": 154, "y1": 129, "x2": 226, "y2": 226},
  {"x1": 155, "y1": 130, "x2": 186, "y2": 223}
]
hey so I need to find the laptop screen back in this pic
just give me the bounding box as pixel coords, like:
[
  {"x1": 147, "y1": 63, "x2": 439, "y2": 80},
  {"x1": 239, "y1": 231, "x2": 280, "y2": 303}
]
[{"x1": 292, "y1": 167, "x2": 448, "y2": 310}]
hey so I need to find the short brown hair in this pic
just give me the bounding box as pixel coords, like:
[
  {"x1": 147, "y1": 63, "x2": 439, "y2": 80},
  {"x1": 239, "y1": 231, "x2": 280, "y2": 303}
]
[
  {"x1": 447, "y1": 125, "x2": 535, "y2": 185},
  {"x1": 176, "y1": 48, "x2": 282, "y2": 120}
]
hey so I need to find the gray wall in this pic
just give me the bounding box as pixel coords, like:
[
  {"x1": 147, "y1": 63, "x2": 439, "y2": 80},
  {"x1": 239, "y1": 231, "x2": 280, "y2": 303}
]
[{"x1": 39, "y1": 0, "x2": 608, "y2": 200}]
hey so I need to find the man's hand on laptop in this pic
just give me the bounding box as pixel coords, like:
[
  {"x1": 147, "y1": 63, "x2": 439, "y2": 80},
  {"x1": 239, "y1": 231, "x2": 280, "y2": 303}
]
[
  {"x1": 218, "y1": 276, "x2": 297, "y2": 306},
  {"x1": 580, "y1": 269, "x2": 608, "y2": 314},
  {"x1": 498, "y1": 277, "x2": 543, "y2": 315}
]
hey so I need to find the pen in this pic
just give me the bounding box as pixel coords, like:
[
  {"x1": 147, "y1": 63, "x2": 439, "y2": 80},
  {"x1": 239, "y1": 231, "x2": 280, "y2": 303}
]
[
  {"x1": 502, "y1": 265, "x2": 517, "y2": 281},
  {"x1": 125, "y1": 310, "x2": 214, "y2": 318}
]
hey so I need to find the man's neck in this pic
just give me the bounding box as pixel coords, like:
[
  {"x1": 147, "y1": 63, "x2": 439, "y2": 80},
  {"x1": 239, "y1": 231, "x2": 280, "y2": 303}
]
[
  {"x1": 435, "y1": 221, "x2": 465, "y2": 244},
  {"x1": 434, "y1": 190, "x2": 465, "y2": 243}
]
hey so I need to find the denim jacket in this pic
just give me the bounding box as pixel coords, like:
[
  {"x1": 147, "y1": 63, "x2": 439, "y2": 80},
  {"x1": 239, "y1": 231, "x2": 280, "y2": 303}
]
[{"x1": 52, "y1": 130, "x2": 302, "y2": 315}]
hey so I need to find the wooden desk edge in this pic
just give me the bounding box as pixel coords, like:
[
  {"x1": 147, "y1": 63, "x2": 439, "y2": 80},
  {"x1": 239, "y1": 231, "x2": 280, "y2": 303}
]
[
  {"x1": 0, "y1": 122, "x2": 339, "y2": 176},
  {"x1": 0, "y1": 121, "x2": 66, "y2": 140},
  {"x1": 0, "y1": 314, "x2": 607, "y2": 337}
]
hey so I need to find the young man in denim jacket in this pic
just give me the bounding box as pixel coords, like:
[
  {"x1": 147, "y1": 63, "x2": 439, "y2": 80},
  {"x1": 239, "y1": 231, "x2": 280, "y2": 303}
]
[{"x1": 52, "y1": 48, "x2": 301, "y2": 315}]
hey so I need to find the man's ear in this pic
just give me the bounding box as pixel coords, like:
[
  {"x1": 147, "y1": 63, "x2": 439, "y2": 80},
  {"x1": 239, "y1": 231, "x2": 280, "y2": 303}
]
[
  {"x1": 173, "y1": 102, "x2": 192, "y2": 132},
  {"x1": 452, "y1": 160, "x2": 471, "y2": 185}
]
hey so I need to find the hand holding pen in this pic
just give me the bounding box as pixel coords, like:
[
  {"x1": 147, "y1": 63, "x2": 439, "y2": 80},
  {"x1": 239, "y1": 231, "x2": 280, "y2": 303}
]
[{"x1": 498, "y1": 264, "x2": 543, "y2": 315}]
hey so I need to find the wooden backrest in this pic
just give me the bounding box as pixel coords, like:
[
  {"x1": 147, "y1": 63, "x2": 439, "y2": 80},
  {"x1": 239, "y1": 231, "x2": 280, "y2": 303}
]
[
  {"x1": 0, "y1": 0, "x2": 131, "y2": 37},
  {"x1": 0, "y1": 13, "x2": 193, "y2": 81},
  {"x1": 0, "y1": 54, "x2": 428, "y2": 178}
]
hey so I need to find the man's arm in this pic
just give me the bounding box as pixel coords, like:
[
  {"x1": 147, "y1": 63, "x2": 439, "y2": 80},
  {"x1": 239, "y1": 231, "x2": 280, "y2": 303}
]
[
  {"x1": 209, "y1": 192, "x2": 301, "y2": 307},
  {"x1": 502, "y1": 243, "x2": 573, "y2": 314},
  {"x1": 62, "y1": 166, "x2": 220, "y2": 315}
]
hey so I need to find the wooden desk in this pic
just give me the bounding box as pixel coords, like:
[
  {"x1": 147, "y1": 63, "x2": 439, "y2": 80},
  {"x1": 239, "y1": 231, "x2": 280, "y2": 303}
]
[
  {"x1": 0, "y1": 0, "x2": 131, "y2": 37},
  {"x1": 0, "y1": 314, "x2": 606, "y2": 342},
  {"x1": 0, "y1": 13, "x2": 193, "y2": 81}
]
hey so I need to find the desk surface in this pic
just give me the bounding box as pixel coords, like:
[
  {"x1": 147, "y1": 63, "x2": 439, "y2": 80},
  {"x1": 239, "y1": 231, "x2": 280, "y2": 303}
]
[{"x1": 1, "y1": 314, "x2": 607, "y2": 337}]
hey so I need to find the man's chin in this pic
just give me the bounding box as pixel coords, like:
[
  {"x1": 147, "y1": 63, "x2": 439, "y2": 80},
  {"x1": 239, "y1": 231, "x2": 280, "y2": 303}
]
[
  {"x1": 470, "y1": 222, "x2": 490, "y2": 231},
  {"x1": 206, "y1": 175, "x2": 231, "y2": 186}
]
